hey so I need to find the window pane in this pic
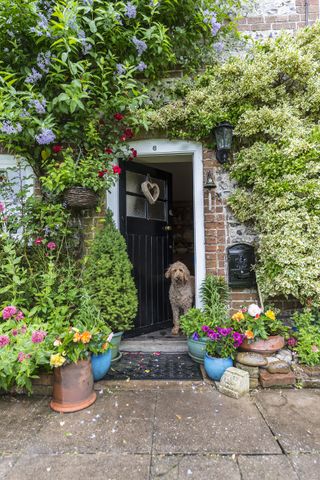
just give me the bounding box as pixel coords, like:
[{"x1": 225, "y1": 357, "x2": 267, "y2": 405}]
[
  {"x1": 148, "y1": 201, "x2": 167, "y2": 221},
  {"x1": 150, "y1": 177, "x2": 166, "y2": 200},
  {"x1": 127, "y1": 194, "x2": 146, "y2": 218},
  {"x1": 126, "y1": 171, "x2": 146, "y2": 195}
]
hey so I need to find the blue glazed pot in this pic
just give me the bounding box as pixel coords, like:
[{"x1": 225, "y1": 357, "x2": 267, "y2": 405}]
[
  {"x1": 187, "y1": 336, "x2": 210, "y2": 364},
  {"x1": 204, "y1": 353, "x2": 233, "y2": 381},
  {"x1": 91, "y1": 349, "x2": 112, "y2": 381}
]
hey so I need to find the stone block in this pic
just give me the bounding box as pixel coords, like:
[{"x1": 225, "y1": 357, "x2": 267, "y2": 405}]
[
  {"x1": 259, "y1": 369, "x2": 295, "y2": 388},
  {"x1": 250, "y1": 378, "x2": 259, "y2": 389},
  {"x1": 235, "y1": 362, "x2": 259, "y2": 378},
  {"x1": 218, "y1": 367, "x2": 249, "y2": 399},
  {"x1": 236, "y1": 352, "x2": 267, "y2": 367}
]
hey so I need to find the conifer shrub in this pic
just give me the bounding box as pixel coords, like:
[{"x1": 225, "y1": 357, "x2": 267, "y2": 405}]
[{"x1": 83, "y1": 212, "x2": 138, "y2": 333}]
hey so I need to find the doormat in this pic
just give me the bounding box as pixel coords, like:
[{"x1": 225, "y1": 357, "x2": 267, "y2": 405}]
[{"x1": 104, "y1": 352, "x2": 202, "y2": 381}]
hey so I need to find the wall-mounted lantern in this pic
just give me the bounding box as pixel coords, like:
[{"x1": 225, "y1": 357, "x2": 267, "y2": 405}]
[
  {"x1": 204, "y1": 170, "x2": 216, "y2": 211},
  {"x1": 213, "y1": 121, "x2": 233, "y2": 164}
]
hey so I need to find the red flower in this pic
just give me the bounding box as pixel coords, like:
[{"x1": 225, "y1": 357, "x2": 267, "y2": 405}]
[
  {"x1": 112, "y1": 165, "x2": 122, "y2": 175},
  {"x1": 130, "y1": 147, "x2": 138, "y2": 158},
  {"x1": 34, "y1": 237, "x2": 43, "y2": 245},
  {"x1": 125, "y1": 128, "x2": 134, "y2": 139},
  {"x1": 52, "y1": 145, "x2": 63, "y2": 153},
  {"x1": 255, "y1": 314, "x2": 260, "y2": 319},
  {"x1": 114, "y1": 113, "x2": 124, "y2": 121},
  {"x1": 104, "y1": 148, "x2": 113, "y2": 154},
  {"x1": 120, "y1": 134, "x2": 127, "y2": 142},
  {"x1": 98, "y1": 171, "x2": 105, "y2": 178}
]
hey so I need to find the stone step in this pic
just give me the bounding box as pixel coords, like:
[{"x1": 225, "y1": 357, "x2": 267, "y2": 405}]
[{"x1": 121, "y1": 339, "x2": 188, "y2": 353}]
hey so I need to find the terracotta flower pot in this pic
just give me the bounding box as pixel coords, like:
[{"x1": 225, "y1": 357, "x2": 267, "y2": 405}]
[
  {"x1": 50, "y1": 358, "x2": 96, "y2": 413},
  {"x1": 239, "y1": 335, "x2": 285, "y2": 356}
]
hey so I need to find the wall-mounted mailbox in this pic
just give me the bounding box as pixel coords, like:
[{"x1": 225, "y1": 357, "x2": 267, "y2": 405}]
[{"x1": 227, "y1": 243, "x2": 256, "y2": 288}]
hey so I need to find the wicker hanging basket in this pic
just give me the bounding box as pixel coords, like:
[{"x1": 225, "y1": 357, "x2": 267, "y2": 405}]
[{"x1": 64, "y1": 186, "x2": 99, "y2": 209}]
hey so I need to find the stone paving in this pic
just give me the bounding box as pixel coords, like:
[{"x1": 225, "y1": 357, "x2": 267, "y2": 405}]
[{"x1": 0, "y1": 381, "x2": 319, "y2": 479}]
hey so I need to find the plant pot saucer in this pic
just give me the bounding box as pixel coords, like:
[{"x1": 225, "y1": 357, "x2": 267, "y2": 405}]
[
  {"x1": 111, "y1": 352, "x2": 122, "y2": 363},
  {"x1": 50, "y1": 391, "x2": 96, "y2": 413}
]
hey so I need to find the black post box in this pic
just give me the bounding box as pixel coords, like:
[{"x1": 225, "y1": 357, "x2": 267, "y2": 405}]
[{"x1": 227, "y1": 243, "x2": 256, "y2": 288}]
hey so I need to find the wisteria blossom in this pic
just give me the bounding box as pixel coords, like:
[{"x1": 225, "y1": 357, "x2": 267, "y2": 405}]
[{"x1": 35, "y1": 128, "x2": 56, "y2": 145}]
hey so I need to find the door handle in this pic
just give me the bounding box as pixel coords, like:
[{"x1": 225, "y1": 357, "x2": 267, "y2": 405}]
[{"x1": 163, "y1": 225, "x2": 172, "y2": 231}]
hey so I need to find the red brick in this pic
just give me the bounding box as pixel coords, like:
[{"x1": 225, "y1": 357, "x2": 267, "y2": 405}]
[{"x1": 259, "y1": 369, "x2": 296, "y2": 388}]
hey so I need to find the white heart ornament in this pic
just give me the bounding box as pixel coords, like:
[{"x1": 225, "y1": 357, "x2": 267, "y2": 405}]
[{"x1": 141, "y1": 180, "x2": 160, "y2": 205}]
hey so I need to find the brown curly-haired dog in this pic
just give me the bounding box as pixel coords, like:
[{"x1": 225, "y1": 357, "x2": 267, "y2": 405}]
[{"x1": 165, "y1": 261, "x2": 194, "y2": 335}]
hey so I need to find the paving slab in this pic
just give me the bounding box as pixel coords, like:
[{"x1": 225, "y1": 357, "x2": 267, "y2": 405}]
[
  {"x1": 153, "y1": 389, "x2": 281, "y2": 454},
  {"x1": 4, "y1": 453, "x2": 150, "y2": 480},
  {"x1": 254, "y1": 390, "x2": 320, "y2": 453},
  {"x1": 26, "y1": 390, "x2": 156, "y2": 455},
  {"x1": 290, "y1": 454, "x2": 320, "y2": 480},
  {"x1": 238, "y1": 454, "x2": 299, "y2": 480},
  {"x1": 0, "y1": 456, "x2": 19, "y2": 479},
  {"x1": 151, "y1": 454, "x2": 240, "y2": 479},
  {"x1": 0, "y1": 396, "x2": 49, "y2": 454}
]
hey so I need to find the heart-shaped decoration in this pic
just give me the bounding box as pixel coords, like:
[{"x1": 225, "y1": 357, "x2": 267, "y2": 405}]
[{"x1": 141, "y1": 180, "x2": 160, "y2": 205}]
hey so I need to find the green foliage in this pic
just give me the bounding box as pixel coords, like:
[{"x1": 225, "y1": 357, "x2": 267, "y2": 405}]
[
  {"x1": 200, "y1": 274, "x2": 229, "y2": 314},
  {"x1": 180, "y1": 308, "x2": 209, "y2": 338},
  {"x1": 83, "y1": 210, "x2": 138, "y2": 332},
  {"x1": 291, "y1": 310, "x2": 320, "y2": 366},
  {"x1": 152, "y1": 23, "x2": 320, "y2": 306}
]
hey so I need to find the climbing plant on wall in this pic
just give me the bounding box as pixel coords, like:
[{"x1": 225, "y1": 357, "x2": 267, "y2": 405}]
[{"x1": 150, "y1": 23, "x2": 320, "y2": 306}]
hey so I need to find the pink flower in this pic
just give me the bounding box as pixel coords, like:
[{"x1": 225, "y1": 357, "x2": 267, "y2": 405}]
[
  {"x1": 0, "y1": 202, "x2": 4, "y2": 212},
  {"x1": 17, "y1": 352, "x2": 30, "y2": 362},
  {"x1": 20, "y1": 325, "x2": 27, "y2": 334},
  {"x1": 34, "y1": 237, "x2": 43, "y2": 245},
  {"x1": 0, "y1": 335, "x2": 10, "y2": 348},
  {"x1": 47, "y1": 241, "x2": 56, "y2": 251},
  {"x1": 15, "y1": 311, "x2": 24, "y2": 321},
  {"x1": 2, "y1": 305, "x2": 17, "y2": 320},
  {"x1": 31, "y1": 330, "x2": 47, "y2": 343},
  {"x1": 287, "y1": 337, "x2": 297, "y2": 347},
  {"x1": 11, "y1": 329, "x2": 19, "y2": 336},
  {"x1": 112, "y1": 165, "x2": 122, "y2": 175}
]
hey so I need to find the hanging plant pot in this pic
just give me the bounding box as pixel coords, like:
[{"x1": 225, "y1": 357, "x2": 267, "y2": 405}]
[
  {"x1": 64, "y1": 186, "x2": 99, "y2": 209},
  {"x1": 50, "y1": 358, "x2": 96, "y2": 413}
]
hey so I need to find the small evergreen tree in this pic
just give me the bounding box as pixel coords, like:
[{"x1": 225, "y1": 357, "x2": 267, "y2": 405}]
[{"x1": 83, "y1": 211, "x2": 137, "y2": 333}]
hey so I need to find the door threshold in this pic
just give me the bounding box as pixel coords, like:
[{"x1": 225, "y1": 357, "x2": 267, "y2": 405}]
[{"x1": 121, "y1": 339, "x2": 188, "y2": 353}]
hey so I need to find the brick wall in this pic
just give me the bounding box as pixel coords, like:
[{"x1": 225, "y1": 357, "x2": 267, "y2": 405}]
[{"x1": 238, "y1": 0, "x2": 319, "y2": 37}]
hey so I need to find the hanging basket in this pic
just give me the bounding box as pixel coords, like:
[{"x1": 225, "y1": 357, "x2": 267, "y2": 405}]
[{"x1": 64, "y1": 187, "x2": 99, "y2": 209}]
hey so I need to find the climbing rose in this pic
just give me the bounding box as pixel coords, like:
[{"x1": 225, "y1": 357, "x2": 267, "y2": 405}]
[
  {"x1": 98, "y1": 170, "x2": 105, "y2": 178},
  {"x1": 120, "y1": 134, "x2": 127, "y2": 141},
  {"x1": 112, "y1": 165, "x2": 122, "y2": 175},
  {"x1": 47, "y1": 241, "x2": 56, "y2": 251},
  {"x1": 52, "y1": 145, "x2": 63, "y2": 153},
  {"x1": 130, "y1": 147, "x2": 137, "y2": 157},
  {"x1": 104, "y1": 147, "x2": 113, "y2": 154},
  {"x1": 2, "y1": 306, "x2": 17, "y2": 320},
  {"x1": 125, "y1": 128, "x2": 134, "y2": 138},
  {"x1": 114, "y1": 113, "x2": 124, "y2": 121},
  {"x1": 0, "y1": 335, "x2": 10, "y2": 347},
  {"x1": 34, "y1": 237, "x2": 43, "y2": 245}
]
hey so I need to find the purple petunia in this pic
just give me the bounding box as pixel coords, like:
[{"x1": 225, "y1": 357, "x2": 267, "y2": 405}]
[
  {"x1": 132, "y1": 36, "x2": 147, "y2": 56},
  {"x1": 35, "y1": 128, "x2": 56, "y2": 145},
  {"x1": 201, "y1": 325, "x2": 210, "y2": 333},
  {"x1": 125, "y1": 2, "x2": 137, "y2": 18},
  {"x1": 217, "y1": 327, "x2": 232, "y2": 336},
  {"x1": 26, "y1": 68, "x2": 42, "y2": 84},
  {"x1": 208, "y1": 331, "x2": 220, "y2": 341},
  {"x1": 192, "y1": 332, "x2": 200, "y2": 341}
]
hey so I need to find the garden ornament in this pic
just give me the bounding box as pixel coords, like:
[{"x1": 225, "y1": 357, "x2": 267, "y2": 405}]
[{"x1": 141, "y1": 178, "x2": 160, "y2": 205}]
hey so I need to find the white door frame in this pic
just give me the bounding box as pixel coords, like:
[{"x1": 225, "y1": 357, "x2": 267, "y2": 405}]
[{"x1": 107, "y1": 139, "x2": 205, "y2": 308}]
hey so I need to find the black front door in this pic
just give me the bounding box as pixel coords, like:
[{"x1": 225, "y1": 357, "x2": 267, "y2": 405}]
[{"x1": 119, "y1": 161, "x2": 173, "y2": 335}]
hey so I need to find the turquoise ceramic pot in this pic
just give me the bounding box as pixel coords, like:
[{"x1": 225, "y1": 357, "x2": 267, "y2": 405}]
[
  {"x1": 187, "y1": 336, "x2": 210, "y2": 364},
  {"x1": 91, "y1": 349, "x2": 112, "y2": 381},
  {"x1": 110, "y1": 331, "x2": 123, "y2": 362},
  {"x1": 204, "y1": 353, "x2": 233, "y2": 381}
]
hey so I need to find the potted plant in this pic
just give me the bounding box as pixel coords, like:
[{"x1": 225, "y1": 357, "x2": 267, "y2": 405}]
[
  {"x1": 180, "y1": 275, "x2": 230, "y2": 363},
  {"x1": 231, "y1": 304, "x2": 288, "y2": 355},
  {"x1": 83, "y1": 211, "x2": 138, "y2": 361},
  {"x1": 204, "y1": 326, "x2": 245, "y2": 381}
]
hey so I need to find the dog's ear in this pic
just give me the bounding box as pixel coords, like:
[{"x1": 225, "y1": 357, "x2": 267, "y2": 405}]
[
  {"x1": 165, "y1": 265, "x2": 173, "y2": 279},
  {"x1": 181, "y1": 264, "x2": 191, "y2": 283}
]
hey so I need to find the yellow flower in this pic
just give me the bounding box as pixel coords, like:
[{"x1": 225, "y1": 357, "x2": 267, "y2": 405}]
[
  {"x1": 73, "y1": 332, "x2": 82, "y2": 343},
  {"x1": 265, "y1": 310, "x2": 275, "y2": 321},
  {"x1": 245, "y1": 330, "x2": 254, "y2": 339},
  {"x1": 50, "y1": 353, "x2": 66, "y2": 368},
  {"x1": 232, "y1": 311, "x2": 244, "y2": 322},
  {"x1": 81, "y1": 331, "x2": 92, "y2": 344},
  {"x1": 102, "y1": 342, "x2": 109, "y2": 351}
]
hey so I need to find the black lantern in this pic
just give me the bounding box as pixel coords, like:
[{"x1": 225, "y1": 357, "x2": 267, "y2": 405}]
[{"x1": 214, "y1": 122, "x2": 233, "y2": 164}]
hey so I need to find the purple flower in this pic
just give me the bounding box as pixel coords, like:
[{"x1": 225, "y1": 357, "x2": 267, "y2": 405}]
[
  {"x1": 214, "y1": 41, "x2": 224, "y2": 53},
  {"x1": 201, "y1": 325, "x2": 210, "y2": 333},
  {"x1": 0, "y1": 335, "x2": 10, "y2": 348},
  {"x1": 116, "y1": 63, "x2": 126, "y2": 75},
  {"x1": 137, "y1": 61, "x2": 147, "y2": 71},
  {"x1": 208, "y1": 331, "x2": 220, "y2": 340},
  {"x1": 132, "y1": 36, "x2": 147, "y2": 56},
  {"x1": 29, "y1": 99, "x2": 47, "y2": 114},
  {"x1": 0, "y1": 120, "x2": 22, "y2": 135},
  {"x1": 26, "y1": 68, "x2": 42, "y2": 84},
  {"x1": 12, "y1": 329, "x2": 18, "y2": 336},
  {"x1": 211, "y1": 15, "x2": 221, "y2": 36},
  {"x1": 217, "y1": 327, "x2": 232, "y2": 336},
  {"x1": 31, "y1": 330, "x2": 47, "y2": 343},
  {"x1": 125, "y1": 2, "x2": 137, "y2": 18},
  {"x1": 2, "y1": 306, "x2": 17, "y2": 320},
  {"x1": 37, "y1": 51, "x2": 51, "y2": 73},
  {"x1": 192, "y1": 332, "x2": 200, "y2": 341},
  {"x1": 35, "y1": 128, "x2": 56, "y2": 145}
]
